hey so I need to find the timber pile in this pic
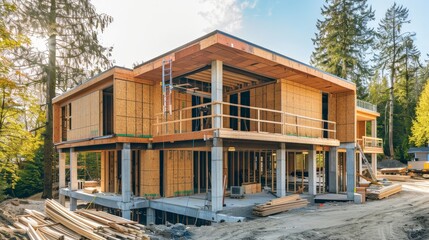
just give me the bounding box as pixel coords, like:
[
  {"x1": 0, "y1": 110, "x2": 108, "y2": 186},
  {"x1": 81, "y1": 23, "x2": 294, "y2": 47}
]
[
  {"x1": 15, "y1": 199, "x2": 150, "y2": 240},
  {"x1": 366, "y1": 183, "x2": 402, "y2": 200},
  {"x1": 380, "y1": 167, "x2": 407, "y2": 175},
  {"x1": 252, "y1": 194, "x2": 308, "y2": 217},
  {"x1": 378, "y1": 174, "x2": 411, "y2": 182}
]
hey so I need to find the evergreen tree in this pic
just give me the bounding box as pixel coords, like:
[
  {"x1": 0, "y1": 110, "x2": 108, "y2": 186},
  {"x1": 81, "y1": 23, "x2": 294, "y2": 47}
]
[
  {"x1": 410, "y1": 80, "x2": 429, "y2": 146},
  {"x1": 311, "y1": 0, "x2": 375, "y2": 98},
  {"x1": 394, "y1": 36, "x2": 420, "y2": 160},
  {"x1": 373, "y1": 3, "x2": 415, "y2": 159},
  {"x1": 7, "y1": 0, "x2": 113, "y2": 198}
]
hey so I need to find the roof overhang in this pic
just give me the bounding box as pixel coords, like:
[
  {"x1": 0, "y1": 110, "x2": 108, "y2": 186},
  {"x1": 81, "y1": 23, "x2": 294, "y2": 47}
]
[
  {"x1": 357, "y1": 107, "x2": 380, "y2": 121},
  {"x1": 133, "y1": 30, "x2": 356, "y2": 93}
]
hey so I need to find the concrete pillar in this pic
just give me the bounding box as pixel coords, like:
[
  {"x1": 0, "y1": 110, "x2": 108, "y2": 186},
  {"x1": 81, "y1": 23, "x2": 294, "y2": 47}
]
[
  {"x1": 70, "y1": 198, "x2": 77, "y2": 211},
  {"x1": 308, "y1": 146, "x2": 317, "y2": 195},
  {"x1": 328, "y1": 147, "x2": 338, "y2": 193},
  {"x1": 211, "y1": 60, "x2": 223, "y2": 129},
  {"x1": 211, "y1": 59, "x2": 224, "y2": 212},
  {"x1": 146, "y1": 208, "x2": 155, "y2": 225},
  {"x1": 371, "y1": 153, "x2": 377, "y2": 177},
  {"x1": 346, "y1": 145, "x2": 356, "y2": 200},
  {"x1": 211, "y1": 138, "x2": 223, "y2": 212},
  {"x1": 121, "y1": 143, "x2": 132, "y2": 219},
  {"x1": 59, "y1": 151, "x2": 66, "y2": 206},
  {"x1": 358, "y1": 152, "x2": 363, "y2": 176},
  {"x1": 276, "y1": 143, "x2": 286, "y2": 197}
]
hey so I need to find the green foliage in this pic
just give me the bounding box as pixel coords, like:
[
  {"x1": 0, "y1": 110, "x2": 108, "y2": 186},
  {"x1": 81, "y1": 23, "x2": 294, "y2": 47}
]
[
  {"x1": 11, "y1": 147, "x2": 44, "y2": 198},
  {"x1": 311, "y1": 0, "x2": 375, "y2": 98},
  {"x1": 410, "y1": 80, "x2": 429, "y2": 146},
  {"x1": 373, "y1": 3, "x2": 416, "y2": 158}
]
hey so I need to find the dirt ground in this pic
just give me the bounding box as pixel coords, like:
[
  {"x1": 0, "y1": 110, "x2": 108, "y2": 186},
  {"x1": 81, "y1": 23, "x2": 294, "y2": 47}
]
[{"x1": 190, "y1": 180, "x2": 429, "y2": 240}]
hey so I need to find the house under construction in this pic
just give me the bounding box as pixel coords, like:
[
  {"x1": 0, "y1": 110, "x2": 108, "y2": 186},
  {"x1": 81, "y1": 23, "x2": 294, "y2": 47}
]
[{"x1": 53, "y1": 31, "x2": 382, "y2": 224}]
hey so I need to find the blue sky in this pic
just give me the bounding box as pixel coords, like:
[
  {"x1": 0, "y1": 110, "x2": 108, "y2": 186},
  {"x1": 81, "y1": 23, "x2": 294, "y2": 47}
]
[{"x1": 93, "y1": 0, "x2": 429, "y2": 68}]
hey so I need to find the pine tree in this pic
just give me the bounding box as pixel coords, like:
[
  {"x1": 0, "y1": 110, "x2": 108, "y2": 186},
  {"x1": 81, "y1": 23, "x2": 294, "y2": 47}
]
[
  {"x1": 410, "y1": 80, "x2": 429, "y2": 146},
  {"x1": 311, "y1": 0, "x2": 375, "y2": 98},
  {"x1": 7, "y1": 0, "x2": 113, "y2": 198},
  {"x1": 373, "y1": 3, "x2": 413, "y2": 159},
  {"x1": 394, "y1": 36, "x2": 420, "y2": 160}
]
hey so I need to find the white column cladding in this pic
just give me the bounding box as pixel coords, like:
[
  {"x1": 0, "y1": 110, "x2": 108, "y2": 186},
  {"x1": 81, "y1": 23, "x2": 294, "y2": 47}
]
[
  {"x1": 211, "y1": 60, "x2": 224, "y2": 212},
  {"x1": 59, "y1": 151, "x2": 66, "y2": 206},
  {"x1": 211, "y1": 60, "x2": 223, "y2": 129},
  {"x1": 69, "y1": 148, "x2": 78, "y2": 211},
  {"x1": 121, "y1": 143, "x2": 132, "y2": 219},
  {"x1": 328, "y1": 147, "x2": 338, "y2": 193},
  {"x1": 276, "y1": 143, "x2": 286, "y2": 197},
  {"x1": 346, "y1": 145, "x2": 356, "y2": 200},
  {"x1": 308, "y1": 145, "x2": 317, "y2": 195}
]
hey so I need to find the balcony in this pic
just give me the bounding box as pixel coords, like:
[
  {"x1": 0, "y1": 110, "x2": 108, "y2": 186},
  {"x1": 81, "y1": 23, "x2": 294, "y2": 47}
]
[
  {"x1": 357, "y1": 136, "x2": 383, "y2": 154},
  {"x1": 153, "y1": 101, "x2": 339, "y2": 146},
  {"x1": 357, "y1": 99, "x2": 377, "y2": 112}
]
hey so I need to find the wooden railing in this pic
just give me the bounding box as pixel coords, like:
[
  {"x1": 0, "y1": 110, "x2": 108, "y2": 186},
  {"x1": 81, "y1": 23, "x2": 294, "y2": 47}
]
[
  {"x1": 154, "y1": 101, "x2": 336, "y2": 140},
  {"x1": 357, "y1": 136, "x2": 383, "y2": 149}
]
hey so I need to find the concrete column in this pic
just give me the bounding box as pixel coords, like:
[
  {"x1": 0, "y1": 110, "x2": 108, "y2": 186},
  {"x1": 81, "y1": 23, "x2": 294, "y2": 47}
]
[
  {"x1": 371, "y1": 153, "x2": 377, "y2": 177},
  {"x1": 308, "y1": 146, "x2": 317, "y2": 195},
  {"x1": 211, "y1": 60, "x2": 223, "y2": 129},
  {"x1": 121, "y1": 143, "x2": 132, "y2": 219},
  {"x1": 146, "y1": 208, "x2": 156, "y2": 225},
  {"x1": 346, "y1": 145, "x2": 356, "y2": 200},
  {"x1": 211, "y1": 138, "x2": 223, "y2": 212},
  {"x1": 59, "y1": 151, "x2": 66, "y2": 206},
  {"x1": 328, "y1": 147, "x2": 338, "y2": 193},
  {"x1": 276, "y1": 143, "x2": 286, "y2": 197}
]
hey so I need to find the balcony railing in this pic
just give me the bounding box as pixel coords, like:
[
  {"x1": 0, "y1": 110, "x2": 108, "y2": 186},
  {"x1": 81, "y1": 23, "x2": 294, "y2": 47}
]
[
  {"x1": 357, "y1": 99, "x2": 377, "y2": 112},
  {"x1": 357, "y1": 136, "x2": 383, "y2": 149},
  {"x1": 154, "y1": 101, "x2": 336, "y2": 140}
]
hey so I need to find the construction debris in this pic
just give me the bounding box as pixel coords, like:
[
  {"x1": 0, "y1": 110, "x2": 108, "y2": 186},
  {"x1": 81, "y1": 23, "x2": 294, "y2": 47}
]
[
  {"x1": 366, "y1": 183, "x2": 402, "y2": 200},
  {"x1": 380, "y1": 167, "x2": 407, "y2": 175},
  {"x1": 378, "y1": 174, "x2": 411, "y2": 182},
  {"x1": 252, "y1": 194, "x2": 308, "y2": 217},
  {"x1": 13, "y1": 199, "x2": 150, "y2": 240}
]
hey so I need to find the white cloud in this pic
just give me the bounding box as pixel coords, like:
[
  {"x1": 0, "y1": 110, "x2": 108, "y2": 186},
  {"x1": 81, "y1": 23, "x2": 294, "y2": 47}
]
[{"x1": 92, "y1": 0, "x2": 257, "y2": 68}]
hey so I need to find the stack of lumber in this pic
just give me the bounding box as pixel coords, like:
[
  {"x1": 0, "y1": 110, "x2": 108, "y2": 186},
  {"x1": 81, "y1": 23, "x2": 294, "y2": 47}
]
[
  {"x1": 377, "y1": 174, "x2": 411, "y2": 182},
  {"x1": 15, "y1": 199, "x2": 149, "y2": 240},
  {"x1": 380, "y1": 167, "x2": 407, "y2": 175},
  {"x1": 252, "y1": 194, "x2": 308, "y2": 217},
  {"x1": 366, "y1": 183, "x2": 402, "y2": 200}
]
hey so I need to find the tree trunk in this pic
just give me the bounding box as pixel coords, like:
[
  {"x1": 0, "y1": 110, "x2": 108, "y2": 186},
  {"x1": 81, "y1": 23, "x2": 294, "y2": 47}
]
[
  {"x1": 388, "y1": 71, "x2": 395, "y2": 159},
  {"x1": 42, "y1": 0, "x2": 56, "y2": 199}
]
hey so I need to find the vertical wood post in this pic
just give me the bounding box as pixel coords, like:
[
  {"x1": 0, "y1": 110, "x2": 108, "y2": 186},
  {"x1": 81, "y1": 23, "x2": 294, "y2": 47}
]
[{"x1": 58, "y1": 150, "x2": 66, "y2": 206}]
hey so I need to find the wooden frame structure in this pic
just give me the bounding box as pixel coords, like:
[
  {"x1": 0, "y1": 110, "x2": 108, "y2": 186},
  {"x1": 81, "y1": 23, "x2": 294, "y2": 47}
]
[{"x1": 53, "y1": 31, "x2": 382, "y2": 222}]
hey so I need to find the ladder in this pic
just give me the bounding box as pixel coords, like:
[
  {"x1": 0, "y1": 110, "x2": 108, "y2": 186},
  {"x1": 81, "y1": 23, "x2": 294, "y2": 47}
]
[
  {"x1": 162, "y1": 58, "x2": 173, "y2": 115},
  {"x1": 356, "y1": 143, "x2": 377, "y2": 183}
]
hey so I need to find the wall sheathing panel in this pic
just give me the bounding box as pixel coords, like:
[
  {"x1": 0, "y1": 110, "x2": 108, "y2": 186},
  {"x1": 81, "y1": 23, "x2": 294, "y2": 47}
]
[
  {"x1": 114, "y1": 79, "x2": 152, "y2": 137},
  {"x1": 67, "y1": 91, "x2": 100, "y2": 140},
  {"x1": 140, "y1": 150, "x2": 160, "y2": 198},
  {"x1": 164, "y1": 150, "x2": 193, "y2": 197},
  {"x1": 335, "y1": 91, "x2": 356, "y2": 142}
]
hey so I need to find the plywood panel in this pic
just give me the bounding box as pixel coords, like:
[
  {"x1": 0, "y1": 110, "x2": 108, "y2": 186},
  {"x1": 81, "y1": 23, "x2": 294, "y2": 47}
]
[
  {"x1": 164, "y1": 150, "x2": 193, "y2": 197},
  {"x1": 140, "y1": 150, "x2": 160, "y2": 198},
  {"x1": 67, "y1": 91, "x2": 101, "y2": 140}
]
